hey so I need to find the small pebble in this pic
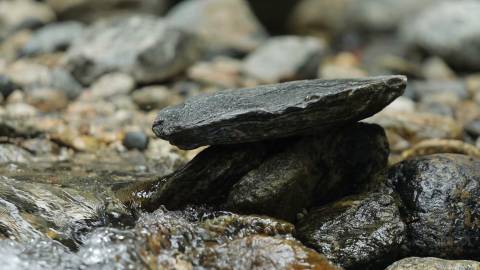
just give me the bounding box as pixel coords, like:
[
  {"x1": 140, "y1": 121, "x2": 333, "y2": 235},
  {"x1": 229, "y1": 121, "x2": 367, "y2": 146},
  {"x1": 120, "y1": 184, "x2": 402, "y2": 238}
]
[{"x1": 122, "y1": 131, "x2": 149, "y2": 151}]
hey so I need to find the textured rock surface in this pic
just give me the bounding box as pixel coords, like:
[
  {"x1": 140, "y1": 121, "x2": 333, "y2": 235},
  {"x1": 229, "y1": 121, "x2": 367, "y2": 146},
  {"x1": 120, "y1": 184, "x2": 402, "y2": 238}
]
[
  {"x1": 402, "y1": 1, "x2": 480, "y2": 70},
  {"x1": 66, "y1": 16, "x2": 202, "y2": 85},
  {"x1": 243, "y1": 36, "x2": 327, "y2": 83},
  {"x1": 226, "y1": 123, "x2": 389, "y2": 221},
  {"x1": 120, "y1": 141, "x2": 281, "y2": 211},
  {"x1": 153, "y1": 75, "x2": 406, "y2": 149},
  {"x1": 20, "y1": 21, "x2": 83, "y2": 56},
  {"x1": 0, "y1": 207, "x2": 340, "y2": 269},
  {"x1": 167, "y1": 0, "x2": 267, "y2": 53},
  {"x1": 297, "y1": 191, "x2": 406, "y2": 270},
  {"x1": 386, "y1": 257, "x2": 480, "y2": 270},
  {"x1": 388, "y1": 154, "x2": 480, "y2": 257}
]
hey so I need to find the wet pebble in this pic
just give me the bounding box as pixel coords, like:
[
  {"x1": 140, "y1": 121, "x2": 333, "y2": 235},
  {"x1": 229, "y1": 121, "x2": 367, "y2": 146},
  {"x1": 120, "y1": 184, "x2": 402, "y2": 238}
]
[{"x1": 122, "y1": 131, "x2": 149, "y2": 151}]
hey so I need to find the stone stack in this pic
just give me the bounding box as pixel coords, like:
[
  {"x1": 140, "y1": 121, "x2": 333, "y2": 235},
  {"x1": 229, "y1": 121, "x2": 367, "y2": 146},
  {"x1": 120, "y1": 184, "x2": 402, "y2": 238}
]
[{"x1": 121, "y1": 75, "x2": 480, "y2": 268}]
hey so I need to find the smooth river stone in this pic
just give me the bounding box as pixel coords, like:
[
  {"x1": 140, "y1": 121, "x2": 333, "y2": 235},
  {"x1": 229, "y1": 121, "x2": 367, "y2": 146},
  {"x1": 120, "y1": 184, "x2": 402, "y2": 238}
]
[{"x1": 153, "y1": 75, "x2": 406, "y2": 149}]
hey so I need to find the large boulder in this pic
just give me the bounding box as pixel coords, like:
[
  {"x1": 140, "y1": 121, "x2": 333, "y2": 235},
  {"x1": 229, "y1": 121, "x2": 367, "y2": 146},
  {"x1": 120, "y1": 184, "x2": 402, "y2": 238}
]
[
  {"x1": 153, "y1": 75, "x2": 406, "y2": 149},
  {"x1": 66, "y1": 16, "x2": 202, "y2": 85},
  {"x1": 388, "y1": 154, "x2": 480, "y2": 257}
]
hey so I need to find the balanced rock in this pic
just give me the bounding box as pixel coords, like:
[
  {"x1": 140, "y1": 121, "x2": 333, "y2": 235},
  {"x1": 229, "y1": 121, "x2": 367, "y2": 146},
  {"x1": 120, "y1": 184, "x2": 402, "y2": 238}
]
[
  {"x1": 153, "y1": 75, "x2": 406, "y2": 149},
  {"x1": 388, "y1": 154, "x2": 480, "y2": 257},
  {"x1": 123, "y1": 123, "x2": 388, "y2": 221}
]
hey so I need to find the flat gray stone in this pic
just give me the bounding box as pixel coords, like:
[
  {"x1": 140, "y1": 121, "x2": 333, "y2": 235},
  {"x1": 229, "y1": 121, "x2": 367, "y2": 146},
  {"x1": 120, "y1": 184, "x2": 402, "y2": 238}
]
[{"x1": 153, "y1": 75, "x2": 406, "y2": 149}]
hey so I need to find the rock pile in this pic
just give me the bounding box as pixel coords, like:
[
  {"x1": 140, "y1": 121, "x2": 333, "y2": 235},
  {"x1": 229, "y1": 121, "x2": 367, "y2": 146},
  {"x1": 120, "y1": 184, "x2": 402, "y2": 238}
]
[
  {"x1": 121, "y1": 74, "x2": 480, "y2": 269},
  {"x1": 118, "y1": 75, "x2": 405, "y2": 268}
]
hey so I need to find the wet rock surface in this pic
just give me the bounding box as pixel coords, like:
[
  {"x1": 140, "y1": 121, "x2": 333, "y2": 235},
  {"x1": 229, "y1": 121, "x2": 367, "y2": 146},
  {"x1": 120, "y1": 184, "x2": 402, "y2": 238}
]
[
  {"x1": 226, "y1": 123, "x2": 388, "y2": 221},
  {"x1": 2, "y1": 0, "x2": 480, "y2": 269},
  {"x1": 0, "y1": 206, "x2": 341, "y2": 270},
  {"x1": 386, "y1": 257, "x2": 480, "y2": 270},
  {"x1": 388, "y1": 154, "x2": 480, "y2": 258},
  {"x1": 297, "y1": 191, "x2": 406, "y2": 269},
  {"x1": 153, "y1": 75, "x2": 406, "y2": 149}
]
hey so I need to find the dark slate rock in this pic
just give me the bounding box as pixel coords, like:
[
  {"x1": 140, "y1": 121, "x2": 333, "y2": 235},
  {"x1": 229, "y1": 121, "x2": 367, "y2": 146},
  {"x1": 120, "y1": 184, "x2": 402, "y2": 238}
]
[
  {"x1": 0, "y1": 75, "x2": 19, "y2": 99},
  {"x1": 21, "y1": 21, "x2": 84, "y2": 56},
  {"x1": 122, "y1": 131, "x2": 149, "y2": 151},
  {"x1": 386, "y1": 257, "x2": 480, "y2": 270},
  {"x1": 388, "y1": 154, "x2": 480, "y2": 258},
  {"x1": 119, "y1": 140, "x2": 282, "y2": 211},
  {"x1": 296, "y1": 191, "x2": 406, "y2": 270},
  {"x1": 66, "y1": 16, "x2": 202, "y2": 85},
  {"x1": 225, "y1": 123, "x2": 389, "y2": 221},
  {"x1": 153, "y1": 75, "x2": 406, "y2": 149}
]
